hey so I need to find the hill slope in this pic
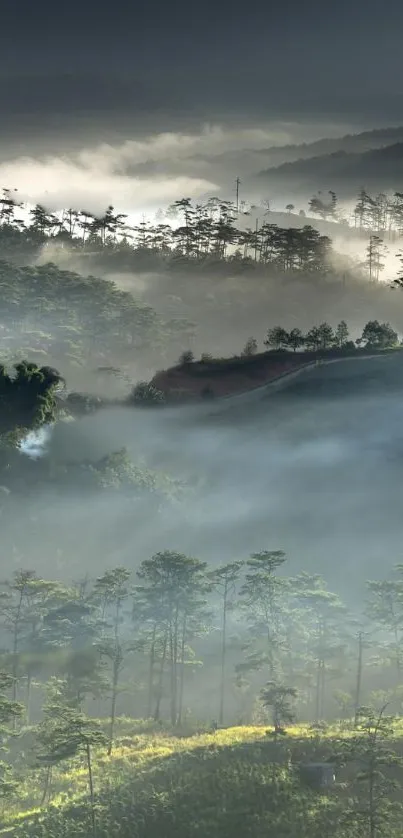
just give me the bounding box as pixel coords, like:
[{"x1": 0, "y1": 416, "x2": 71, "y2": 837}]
[
  {"x1": 4, "y1": 723, "x2": 372, "y2": 838},
  {"x1": 253, "y1": 125, "x2": 403, "y2": 168},
  {"x1": 257, "y1": 141, "x2": 403, "y2": 199}
]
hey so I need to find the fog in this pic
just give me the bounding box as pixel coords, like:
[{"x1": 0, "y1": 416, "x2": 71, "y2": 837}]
[
  {"x1": 1, "y1": 351, "x2": 401, "y2": 607},
  {"x1": 3, "y1": 123, "x2": 403, "y2": 604},
  {"x1": 0, "y1": 120, "x2": 374, "y2": 216},
  {"x1": 108, "y1": 267, "x2": 403, "y2": 360}
]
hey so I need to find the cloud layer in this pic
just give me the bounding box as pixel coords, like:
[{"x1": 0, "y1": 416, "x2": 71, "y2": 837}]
[{"x1": 0, "y1": 122, "x2": 360, "y2": 215}]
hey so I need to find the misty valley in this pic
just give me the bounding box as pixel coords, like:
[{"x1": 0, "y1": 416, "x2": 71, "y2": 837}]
[{"x1": 3, "y1": 163, "x2": 403, "y2": 837}]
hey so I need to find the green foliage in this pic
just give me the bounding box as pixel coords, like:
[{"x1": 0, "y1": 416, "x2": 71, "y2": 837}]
[
  {"x1": 260, "y1": 682, "x2": 297, "y2": 732},
  {"x1": 0, "y1": 193, "x2": 337, "y2": 278},
  {"x1": 309, "y1": 191, "x2": 338, "y2": 221},
  {"x1": 12, "y1": 726, "x2": 344, "y2": 838},
  {"x1": 93, "y1": 568, "x2": 132, "y2": 754},
  {"x1": 0, "y1": 672, "x2": 24, "y2": 732},
  {"x1": 334, "y1": 320, "x2": 349, "y2": 348},
  {"x1": 179, "y1": 350, "x2": 195, "y2": 365},
  {"x1": 264, "y1": 326, "x2": 289, "y2": 351},
  {"x1": 137, "y1": 551, "x2": 209, "y2": 726},
  {"x1": 0, "y1": 671, "x2": 24, "y2": 798},
  {"x1": 287, "y1": 328, "x2": 304, "y2": 352},
  {"x1": 129, "y1": 382, "x2": 165, "y2": 406},
  {"x1": 0, "y1": 552, "x2": 402, "y2": 835},
  {"x1": 0, "y1": 260, "x2": 161, "y2": 370},
  {"x1": 358, "y1": 320, "x2": 398, "y2": 349},
  {"x1": 334, "y1": 706, "x2": 403, "y2": 837},
  {"x1": 36, "y1": 695, "x2": 107, "y2": 766},
  {"x1": 316, "y1": 322, "x2": 334, "y2": 349},
  {"x1": 241, "y1": 338, "x2": 258, "y2": 357},
  {"x1": 257, "y1": 318, "x2": 401, "y2": 357},
  {"x1": 238, "y1": 551, "x2": 288, "y2": 681},
  {"x1": 0, "y1": 362, "x2": 63, "y2": 436}
]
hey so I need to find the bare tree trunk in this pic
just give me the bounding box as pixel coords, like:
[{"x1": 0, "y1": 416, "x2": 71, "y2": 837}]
[
  {"x1": 177, "y1": 615, "x2": 187, "y2": 726},
  {"x1": 12, "y1": 591, "x2": 23, "y2": 729},
  {"x1": 354, "y1": 632, "x2": 364, "y2": 726},
  {"x1": 26, "y1": 672, "x2": 32, "y2": 724},
  {"x1": 394, "y1": 627, "x2": 401, "y2": 684},
  {"x1": 108, "y1": 656, "x2": 119, "y2": 756},
  {"x1": 146, "y1": 625, "x2": 157, "y2": 718},
  {"x1": 319, "y1": 659, "x2": 326, "y2": 719},
  {"x1": 219, "y1": 588, "x2": 228, "y2": 727},
  {"x1": 154, "y1": 631, "x2": 167, "y2": 721},
  {"x1": 315, "y1": 659, "x2": 321, "y2": 722},
  {"x1": 169, "y1": 608, "x2": 179, "y2": 726},
  {"x1": 40, "y1": 765, "x2": 52, "y2": 807},
  {"x1": 86, "y1": 744, "x2": 96, "y2": 838}
]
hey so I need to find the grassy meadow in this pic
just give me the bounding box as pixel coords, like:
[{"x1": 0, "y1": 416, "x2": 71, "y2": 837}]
[{"x1": 1, "y1": 717, "x2": 402, "y2": 838}]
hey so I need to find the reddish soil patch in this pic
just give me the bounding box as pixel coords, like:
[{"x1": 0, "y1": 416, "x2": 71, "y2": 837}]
[{"x1": 151, "y1": 352, "x2": 309, "y2": 401}]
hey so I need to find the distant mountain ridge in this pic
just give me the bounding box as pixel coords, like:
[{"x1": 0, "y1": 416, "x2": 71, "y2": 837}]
[
  {"x1": 122, "y1": 126, "x2": 403, "y2": 191},
  {"x1": 253, "y1": 125, "x2": 403, "y2": 167},
  {"x1": 193, "y1": 125, "x2": 403, "y2": 173},
  {"x1": 256, "y1": 139, "x2": 403, "y2": 199}
]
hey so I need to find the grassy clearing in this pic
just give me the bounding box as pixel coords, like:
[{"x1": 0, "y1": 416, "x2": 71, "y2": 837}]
[{"x1": 3, "y1": 719, "x2": 403, "y2": 838}]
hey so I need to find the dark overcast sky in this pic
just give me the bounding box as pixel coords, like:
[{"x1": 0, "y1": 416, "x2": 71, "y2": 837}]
[{"x1": 0, "y1": 0, "x2": 402, "y2": 143}]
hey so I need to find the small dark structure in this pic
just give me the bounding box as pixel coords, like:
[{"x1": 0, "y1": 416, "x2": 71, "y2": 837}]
[{"x1": 299, "y1": 762, "x2": 336, "y2": 790}]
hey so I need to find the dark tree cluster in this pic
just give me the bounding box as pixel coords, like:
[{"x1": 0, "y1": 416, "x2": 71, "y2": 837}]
[
  {"x1": 263, "y1": 319, "x2": 398, "y2": 352},
  {"x1": 0, "y1": 191, "x2": 334, "y2": 276},
  {"x1": 0, "y1": 554, "x2": 401, "y2": 746},
  {"x1": 353, "y1": 189, "x2": 403, "y2": 237},
  {"x1": 0, "y1": 553, "x2": 401, "y2": 836},
  {"x1": 0, "y1": 260, "x2": 163, "y2": 371},
  {"x1": 307, "y1": 187, "x2": 403, "y2": 239},
  {"x1": 0, "y1": 362, "x2": 63, "y2": 437}
]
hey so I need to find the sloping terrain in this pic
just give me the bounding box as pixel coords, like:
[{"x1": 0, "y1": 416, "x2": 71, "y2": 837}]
[
  {"x1": 156, "y1": 351, "x2": 403, "y2": 590},
  {"x1": 151, "y1": 349, "x2": 398, "y2": 403},
  {"x1": 256, "y1": 141, "x2": 403, "y2": 199},
  {"x1": 8, "y1": 349, "x2": 403, "y2": 596},
  {"x1": 10, "y1": 721, "x2": 403, "y2": 838},
  {"x1": 253, "y1": 124, "x2": 403, "y2": 167},
  {"x1": 152, "y1": 352, "x2": 307, "y2": 400},
  {"x1": 127, "y1": 126, "x2": 403, "y2": 192}
]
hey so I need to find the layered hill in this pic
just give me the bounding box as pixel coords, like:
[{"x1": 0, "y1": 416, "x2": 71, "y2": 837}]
[
  {"x1": 253, "y1": 124, "x2": 403, "y2": 168},
  {"x1": 151, "y1": 348, "x2": 402, "y2": 404},
  {"x1": 256, "y1": 141, "x2": 403, "y2": 200}
]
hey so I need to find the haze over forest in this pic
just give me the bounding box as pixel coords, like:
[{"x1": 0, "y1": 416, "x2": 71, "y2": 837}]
[{"x1": 3, "y1": 2, "x2": 403, "y2": 836}]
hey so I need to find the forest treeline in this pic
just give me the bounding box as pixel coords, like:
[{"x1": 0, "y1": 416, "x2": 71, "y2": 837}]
[
  {"x1": 3, "y1": 186, "x2": 403, "y2": 281},
  {"x1": 0, "y1": 191, "x2": 335, "y2": 274},
  {"x1": 0, "y1": 259, "x2": 194, "y2": 377},
  {"x1": 261, "y1": 318, "x2": 398, "y2": 353},
  {"x1": 134, "y1": 319, "x2": 400, "y2": 405},
  {"x1": 0, "y1": 553, "x2": 401, "y2": 795},
  {"x1": 307, "y1": 187, "x2": 403, "y2": 235}
]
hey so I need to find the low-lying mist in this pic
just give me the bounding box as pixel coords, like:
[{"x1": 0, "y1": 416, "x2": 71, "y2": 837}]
[
  {"x1": 6, "y1": 355, "x2": 403, "y2": 602},
  {"x1": 30, "y1": 241, "x2": 403, "y2": 370}
]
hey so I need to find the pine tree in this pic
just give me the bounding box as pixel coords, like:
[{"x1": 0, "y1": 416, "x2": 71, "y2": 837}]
[
  {"x1": 264, "y1": 327, "x2": 289, "y2": 351},
  {"x1": 287, "y1": 328, "x2": 304, "y2": 352},
  {"x1": 209, "y1": 561, "x2": 243, "y2": 725},
  {"x1": 136, "y1": 552, "x2": 208, "y2": 725},
  {"x1": 335, "y1": 706, "x2": 403, "y2": 838},
  {"x1": 93, "y1": 568, "x2": 131, "y2": 755},
  {"x1": 238, "y1": 551, "x2": 288, "y2": 683},
  {"x1": 36, "y1": 681, "x2": 107, "y2": 836},
  {"x1": 335, "y1": 320, "x2": 349, "y2": 348},
  {"x1": 0, "y1": 672, "x2": 23, "y2": 797}
]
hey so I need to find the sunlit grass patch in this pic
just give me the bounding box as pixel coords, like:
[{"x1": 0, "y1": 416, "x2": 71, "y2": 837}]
[{"x1": 6, "y1": 718, "x2": 403, "y2": 837}]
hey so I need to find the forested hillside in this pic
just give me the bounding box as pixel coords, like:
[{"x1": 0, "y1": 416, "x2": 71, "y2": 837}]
[{"x1": 0, "y1": 174, "x2": 403, "y2": 837}]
